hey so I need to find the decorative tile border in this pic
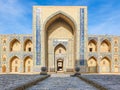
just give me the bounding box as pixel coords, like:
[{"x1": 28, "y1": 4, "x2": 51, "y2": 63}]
[
  {"x1": 36, "y1": 8, "x2": 41, "y2": 65},
  {"x1": 80, "y1": 8, "x2": 85, "y2": 65}
]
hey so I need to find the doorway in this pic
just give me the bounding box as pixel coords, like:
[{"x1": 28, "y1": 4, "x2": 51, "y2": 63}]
[{"x1": 57, "y1": 60, "x2": 63, "y2": 72}]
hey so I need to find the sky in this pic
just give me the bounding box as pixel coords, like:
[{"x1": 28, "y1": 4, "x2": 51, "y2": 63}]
[{"x1": 0, "y1": 0, "x2": 120, "y2": 35}]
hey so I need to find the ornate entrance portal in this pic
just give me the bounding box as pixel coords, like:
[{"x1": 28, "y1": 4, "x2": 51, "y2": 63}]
[{"x1": 44, "y1": 12, "x2": 76, "y2": 73}]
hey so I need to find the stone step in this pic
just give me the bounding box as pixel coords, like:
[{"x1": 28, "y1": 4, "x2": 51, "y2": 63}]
[{"x1": 51, "y1": 74, "x2": 70, "y2": 77}]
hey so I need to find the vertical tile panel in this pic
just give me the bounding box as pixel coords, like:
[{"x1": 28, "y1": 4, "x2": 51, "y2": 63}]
[
  {"x1": 80, "y1": 8, "x2": 85, "y2": 65},
  {"x1": 36, "y1": 8, "x2": 41, "y2": 65}
]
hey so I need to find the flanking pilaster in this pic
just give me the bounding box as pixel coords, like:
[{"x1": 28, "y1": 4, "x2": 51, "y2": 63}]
[{"x1": 79, "y1": 7, "x2": 88, "y2": 73}]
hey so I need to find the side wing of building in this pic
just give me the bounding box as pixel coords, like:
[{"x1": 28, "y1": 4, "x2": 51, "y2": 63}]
[
  {"x1": 0, "y1": 34, "x2": 34, "y2": 73},
  {"x1": 87, "y1": 35, "x2": 120, "y2": 73}
]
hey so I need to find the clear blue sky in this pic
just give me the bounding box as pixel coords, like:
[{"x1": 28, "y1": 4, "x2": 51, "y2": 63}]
[{"x1": 0, "y1": 0, "x2": 120, "y2": 35}]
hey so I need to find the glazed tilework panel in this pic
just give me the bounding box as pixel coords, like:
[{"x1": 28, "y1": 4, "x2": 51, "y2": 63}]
[
  {"x1": 88, "y1": 37, "x2": 98, "y2": 42},
  {"x1": 36, "y1": 8, "x2": 41, "y2": 65},
  {"x1": 80, "y1": 8, "x2": 85, "y2": 65},
  {"x1": 23, "y1": 36, "x2": 32, "y2": 41}
]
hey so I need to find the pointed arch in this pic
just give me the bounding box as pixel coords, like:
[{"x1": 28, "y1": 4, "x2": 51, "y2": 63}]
[
  {"x1": 54, "y1": 44, "x2": 66, "y2": 55},
  {"x1": 88, "y1": 56, "x2": 97, "y2": 73},
  {"x1": 24, "y1": 56, "x2": 33, "y2": 73},
  {"x1": 100, "y1": 39, "x2": 111, "y2": 52},
  {"x1": 55, "y1": 43, "x2": 66, "y2": 51},
  {"x1": 88, "y1": 39, "x2": 97, "y2": 52},
  {"x1": 10, "y1": 56, "x2": 20, "y2": 72},
  {"x1": 44, "y1": 11, "x2": 76, "y2": 32},
  {"x1": 10, "y1": 39, "x2": 21, "y2": 51},
  {"x1": 54, "y1": 44, "x2": 66, "y2": 72},
  {"x1": 100, "y1": 57, "x2": 111, "y2": 73},
  {"x1": 44, "y1": 11, "x2": 76, "y2": 70},
  {"x1": 24, "y1": 39, "x2": 33, "y2": 52}
]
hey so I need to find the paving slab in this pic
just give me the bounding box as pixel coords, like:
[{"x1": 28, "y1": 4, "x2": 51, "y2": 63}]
[
  {"x1": 81, "y1": 75, "x2": 120, "y2": 90},
  {"x1": 0, "y1": 74, "x2": 48, "y2": 90},
  {"x1": 27, "y1": 74, "x2": 98, "y2": 90}
]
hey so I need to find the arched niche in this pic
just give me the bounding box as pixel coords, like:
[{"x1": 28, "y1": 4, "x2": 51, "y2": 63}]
[
  {"x1": 88, "y1": 56, "x2": 97, "y2": 73},
  {"x1": 100, "y1": 57, "x2": 111, "y2": 73},
  {"x1": 44, "y1": 12, "x2": 76, "y2": 70},
  {"x1": 100, "y1": 39, "x2": 111, "y2": 52},
  {"x1": 54, "y1": 44, "x2": 66, "y2": 55},
  {"x1": 10, "y1": 39, "x2": 21, "y2": 52},
  {"x1": 10, "y1": 56, "x2": 20, "y2": 72},
  {"x1": 24, "y1": 56, "x2": 33, "y2": 73},
  {"x1": 24, "y1": 39, "x2": 33, "y2": 52},
  {"x1": 88, "y1": 40, "x2": 97, "y2": 52}
]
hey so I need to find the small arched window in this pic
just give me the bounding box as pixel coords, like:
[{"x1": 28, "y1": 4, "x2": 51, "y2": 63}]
[
  {"x1": 59, "y1": 49, "x2": 61, "y2": 53},
  {"x1": 3, "y1": 47, "x2": 6, "y2": 51},
  {"x1": 3, "y1": 39, "x2": 6, "y2": 43},
  {"x1": 103, "y1": 61, "x2": 105, "y2": 64}
]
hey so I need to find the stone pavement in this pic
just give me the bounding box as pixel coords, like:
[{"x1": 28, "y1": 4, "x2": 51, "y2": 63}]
[
  {"x1": 27, "y1": 74, "x2": 98, "y2": 90},
  {"x1": 0, "y1": 74, "x2": 48, "y2": 90},
  {"x1": 81, "y1": 75, "x2": 120, "y2": 90}
]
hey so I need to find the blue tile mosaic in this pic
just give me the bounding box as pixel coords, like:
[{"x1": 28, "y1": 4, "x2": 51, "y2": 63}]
[
  {"x1": 36, "y1": 8, "x2": 41, "y2": 65},
  {"x1": 80, "y1": 8, "x2": 85, "y2": 65}
]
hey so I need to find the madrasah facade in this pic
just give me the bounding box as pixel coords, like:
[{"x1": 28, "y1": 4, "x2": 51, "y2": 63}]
[{"x1": 0, "y1": 6, "x2": 120, "y2": 74}]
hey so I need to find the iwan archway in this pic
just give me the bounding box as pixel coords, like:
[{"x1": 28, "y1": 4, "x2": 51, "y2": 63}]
[
  {"x1": 54, "y1": 44, "x2": 66, "y2": 72},
  {"x1": 44, "y1": 12, "x2": 76, "y2": 73}
]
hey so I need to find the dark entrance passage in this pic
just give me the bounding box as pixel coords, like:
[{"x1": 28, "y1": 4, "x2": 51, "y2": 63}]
[{"x1": 57, "y1": 60, "x2": 63, "y2": 71}]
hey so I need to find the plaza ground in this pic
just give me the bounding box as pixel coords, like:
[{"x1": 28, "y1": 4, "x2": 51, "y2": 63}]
[
  {"x1": 0, "y1": 74, "x2": 119, "y2": 90},
  {"x1": 27, "y1": 74, "x2": 98, "y2": 90},
  {"x1": 0, "y1": 74, "x2": 49, "y2": 90}
]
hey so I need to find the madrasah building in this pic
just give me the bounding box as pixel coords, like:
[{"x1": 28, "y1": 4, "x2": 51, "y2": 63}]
[{"x1": 0, "y1": 6, "x2": 120, "y2": 74}]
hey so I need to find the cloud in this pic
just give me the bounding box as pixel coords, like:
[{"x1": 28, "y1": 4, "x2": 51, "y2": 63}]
[
  {"x1": 0, "y1": 0, "x2": 25, "y2": 18},
  {"x1": 0, "y1": 0, "x2": 89, "y2": 34},
  {"x1": 0, "y1": 0, "x2": 36, "y2": 34},
  {"x1": 0, "y1": 0, "x2": 119, "y2": 35},
  {"x1": 88, "y1": 0, "x2": 120, "y2": 35}
]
